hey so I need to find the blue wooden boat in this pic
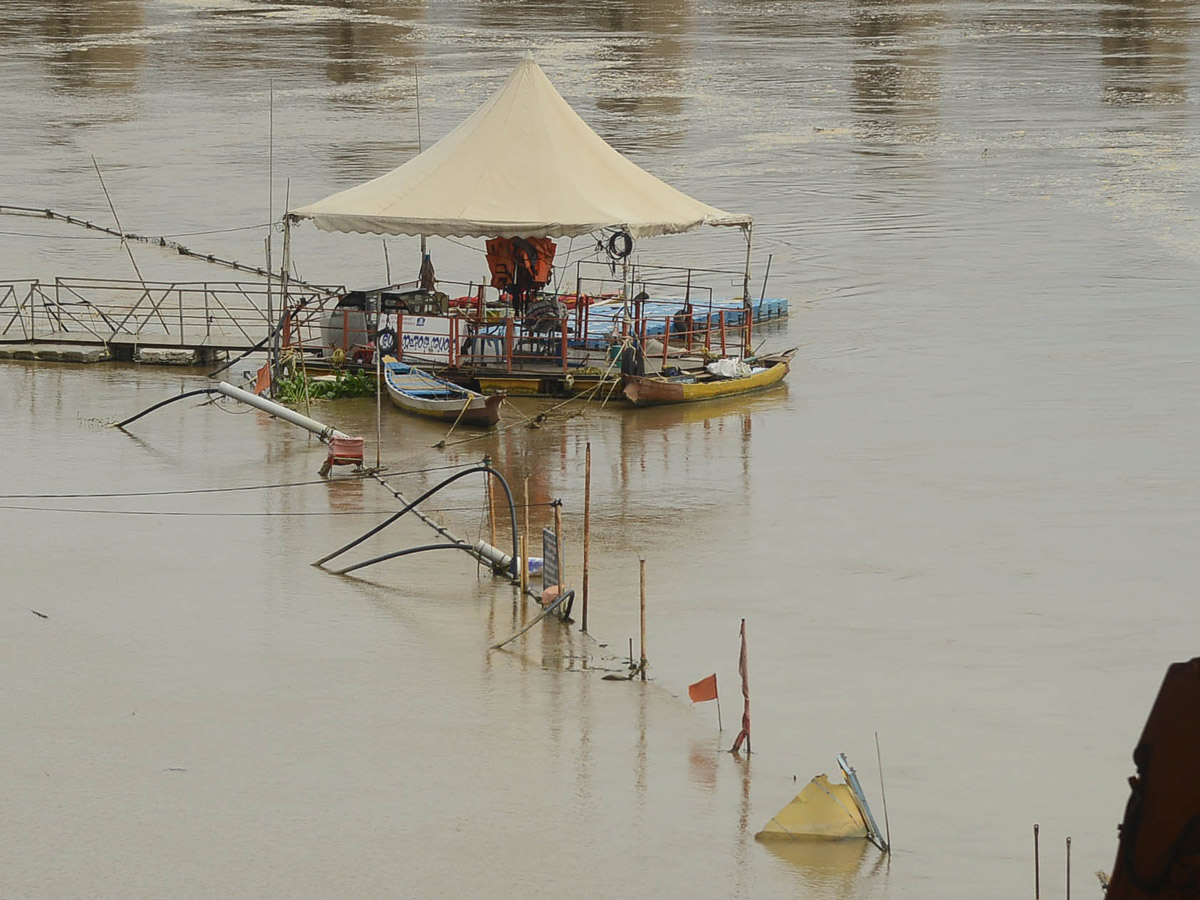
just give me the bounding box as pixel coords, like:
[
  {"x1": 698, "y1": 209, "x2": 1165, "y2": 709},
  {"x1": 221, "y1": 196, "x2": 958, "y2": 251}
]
[{"x1": 383, "y1": 360, "x2": 503, "y2": 427}]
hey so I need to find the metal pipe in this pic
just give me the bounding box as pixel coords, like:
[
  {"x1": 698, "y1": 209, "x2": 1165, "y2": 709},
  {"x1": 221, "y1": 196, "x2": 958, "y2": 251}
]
[
  {"x1": 1065, "y1": 836, "x2": 1071, "y2": 900},
  {"x1": 278, "y1": 214, "x2": 291, "y2": 386},
  {"x1": 1034, "y1": 824, "x2": 1040, "y2": 899},
  {"x1": 472, "y1": 539, "x2": 513, "y2": 571},
  {"x1": 485, "y1": 455, "x2": 496, "y2": 550},
  {"x1": 212, "y1": 381, "x2": 348, "y2": 442},
  {"x1": 759, "y1": 253, "x2": 773, "y2": 305},
  {"x1": 490, "y1": 589, "x2": 574, "y2": 651},
  {"x1": 742, "y1": 223, "x2": 753, "y2": 357}
]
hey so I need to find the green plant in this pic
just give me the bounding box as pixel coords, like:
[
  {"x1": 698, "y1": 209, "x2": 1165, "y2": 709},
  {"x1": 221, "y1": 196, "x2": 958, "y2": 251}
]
[{"x1": 275, "y1": 368, "x2": 376, "y2": 404}]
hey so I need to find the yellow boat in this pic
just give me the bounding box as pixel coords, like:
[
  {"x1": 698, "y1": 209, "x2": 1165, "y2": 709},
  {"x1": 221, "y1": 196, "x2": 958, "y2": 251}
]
[{"x1": 622, "y1": 348, "x2": 795, "y2": 407}]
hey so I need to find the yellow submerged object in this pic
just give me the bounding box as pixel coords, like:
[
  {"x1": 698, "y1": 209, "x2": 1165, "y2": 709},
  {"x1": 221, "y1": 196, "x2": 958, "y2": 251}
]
[{"x1": 756, "y1": 774, "x2": 869, "y2": 841}]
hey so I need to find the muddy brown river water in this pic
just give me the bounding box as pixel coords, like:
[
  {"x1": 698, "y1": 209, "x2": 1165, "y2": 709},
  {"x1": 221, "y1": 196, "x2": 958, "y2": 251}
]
[{"x1": 3, "y1": 2, "x2": 1200, "y2": 897}]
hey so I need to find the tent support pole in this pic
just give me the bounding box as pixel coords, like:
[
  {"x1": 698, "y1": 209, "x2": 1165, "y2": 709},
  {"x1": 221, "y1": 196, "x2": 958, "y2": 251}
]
[{"x1": 742, "y1": 223, "x2": 753, "y2": 359}]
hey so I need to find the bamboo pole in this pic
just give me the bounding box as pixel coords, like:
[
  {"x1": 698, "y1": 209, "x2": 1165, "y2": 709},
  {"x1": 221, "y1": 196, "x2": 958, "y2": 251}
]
[
  {"x1": 582, "y1": 442, "x2": 591, "y2": 633},
  {"x1": 519, "y1": 534, "x2": 527, "y2": 597},
  {"x1": 554, "y1": 500, "x2": 564, "y2": 599},
  {"x1": 639, "y1": 557, "x2": 647, "y2": 681},
  {"x1": 523, "y1": 476, "x2": 530, "y2": 560}
]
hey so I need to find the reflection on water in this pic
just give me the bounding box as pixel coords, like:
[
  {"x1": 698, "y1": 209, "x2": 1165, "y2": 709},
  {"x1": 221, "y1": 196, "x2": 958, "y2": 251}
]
[
  {"x1": 37, "y1": 0, "x2": 147, "y2": 95},
  {"x1": 314, "y1": 0, "x2": 426, "y2": 86},
  {"x1": 1101, "y1": 0, "x2": 1190, "y2": 106},
  {"x1": 6, "y1": 2, "x2": 1200, "y2": 898},
  {"x1": 760, "y1": 839, "x2": 871, "y2": 895},
  {"x1": 477, "y1": 0, "x2": 692, "y2": 149},
  {"x1": 851, "y1": 0, "x2": 943, "y2": 149}
]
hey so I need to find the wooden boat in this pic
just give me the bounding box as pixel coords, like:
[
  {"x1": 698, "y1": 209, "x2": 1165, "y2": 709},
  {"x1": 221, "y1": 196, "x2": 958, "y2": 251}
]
[
  {"x1": 383, "y1": 360, "x2": 504, "y2": 426},
  {"x1": 622, "y1": 348, "x2": 796, "y2": 407}
]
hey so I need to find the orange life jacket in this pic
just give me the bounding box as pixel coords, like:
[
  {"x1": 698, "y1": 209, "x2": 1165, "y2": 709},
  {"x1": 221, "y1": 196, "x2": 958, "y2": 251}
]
[{"x1": 486, "y1": 237, "x2": 556, "y2": 290}]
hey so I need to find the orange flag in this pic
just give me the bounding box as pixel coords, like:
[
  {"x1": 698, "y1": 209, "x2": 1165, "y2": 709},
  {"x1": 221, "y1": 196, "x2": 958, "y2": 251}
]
[
  {"x1": 688, "y1": 674, "x2": 718, "y2": 703},
  {"x1": 253, "y1": 362, "x2": 271, "y2": 396}
]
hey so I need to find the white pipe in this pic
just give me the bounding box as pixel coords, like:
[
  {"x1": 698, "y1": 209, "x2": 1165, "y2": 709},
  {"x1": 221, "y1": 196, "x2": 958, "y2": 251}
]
[
  {"x1": 215, "y1": 381, "x2": 349, "y2": 442},
  {"x1": 472, "y1": 539, "x2": 513, "y2": 572}
]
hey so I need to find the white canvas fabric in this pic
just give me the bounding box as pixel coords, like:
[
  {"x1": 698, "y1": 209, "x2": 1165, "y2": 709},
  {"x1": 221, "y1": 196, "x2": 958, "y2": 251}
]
[{"x1": 288, "y1": 53, "x2": 751, "y2": 239}]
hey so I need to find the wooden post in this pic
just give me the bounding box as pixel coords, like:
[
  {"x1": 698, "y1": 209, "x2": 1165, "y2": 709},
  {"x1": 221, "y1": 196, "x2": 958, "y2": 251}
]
[
  {"x1": 582, "y1": 442, "x2": 591, "y2": 632},
  {"x1": 639, "y1": 557, "x2": 647, "y2": 681}
]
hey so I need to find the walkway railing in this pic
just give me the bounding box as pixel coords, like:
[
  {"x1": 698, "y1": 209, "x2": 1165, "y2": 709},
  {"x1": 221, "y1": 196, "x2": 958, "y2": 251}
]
[{"x1": 0, "y1": 278, "x2": 342, "y2": 348}]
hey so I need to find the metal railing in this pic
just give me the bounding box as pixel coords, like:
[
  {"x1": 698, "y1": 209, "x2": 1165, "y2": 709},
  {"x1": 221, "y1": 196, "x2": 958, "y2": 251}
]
[{"x1": 0, "y1": 278, "x2": 341, "y2": 347}]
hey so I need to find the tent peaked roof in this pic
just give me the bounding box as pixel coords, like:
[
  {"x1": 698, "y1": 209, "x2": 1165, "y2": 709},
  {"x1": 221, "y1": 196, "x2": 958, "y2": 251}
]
[{"x1": 288, "y1": 53, "x2": 752, "y2": 239}]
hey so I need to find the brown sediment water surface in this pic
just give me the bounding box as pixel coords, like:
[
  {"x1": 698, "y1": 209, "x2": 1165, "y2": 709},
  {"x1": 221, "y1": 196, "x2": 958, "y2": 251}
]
[{"x1": 3, "y1": 2, "x2": 1200, "y2": 897}]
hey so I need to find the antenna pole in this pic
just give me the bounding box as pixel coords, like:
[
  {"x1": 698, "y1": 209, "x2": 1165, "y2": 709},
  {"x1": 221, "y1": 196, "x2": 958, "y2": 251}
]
[
  {"x1": 415, "y1": 67, "x2": 427, "y2": 261},
  {"x1": 874, "y1": 731, "x2": 892, "y2": 853},
  {"x1": 1034, "y1": 824, "x2": 1041, "y2": 899},
  {"x1": 267, "y1": 79, "x2": 274, "y2": 355}
]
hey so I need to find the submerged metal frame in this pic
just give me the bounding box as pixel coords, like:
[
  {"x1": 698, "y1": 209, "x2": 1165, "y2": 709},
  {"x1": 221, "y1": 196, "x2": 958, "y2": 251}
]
[{"x1": 313, "y1": 463, "x2": 519, "y2": 577}]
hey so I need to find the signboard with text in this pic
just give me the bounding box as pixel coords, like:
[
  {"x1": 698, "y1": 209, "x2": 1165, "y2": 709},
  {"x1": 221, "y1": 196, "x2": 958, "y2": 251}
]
[
  {"x1": 392, "y1": 315, "x2": 453, "y2": 364},
  {"x1": 542, "y1": 527, "x2": 559, "y2": 593}
]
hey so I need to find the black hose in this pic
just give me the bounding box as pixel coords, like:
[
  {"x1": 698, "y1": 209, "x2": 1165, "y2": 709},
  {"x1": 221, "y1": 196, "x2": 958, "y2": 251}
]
[
  {"x1": 331, "y1": 542, "x2": 476, "y2": 576},
  {"x1": 114, "y1": 388, "x2": 218, "y2": 429},
  {"x1": 313, "y1": 464, "x2": 518, "y2": 570},
  {"x1": 606, "y1": 230, "x2": 633, "y2": 260}
]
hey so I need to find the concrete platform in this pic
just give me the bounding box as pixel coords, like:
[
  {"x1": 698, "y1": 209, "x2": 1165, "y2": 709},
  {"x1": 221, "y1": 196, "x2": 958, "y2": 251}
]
[
  {"x1": 0, "y1": 343, "x2": 110, "y2": 363},
  {"x1": 135, "y1": 347, "x2": 202, "y2": 365}
]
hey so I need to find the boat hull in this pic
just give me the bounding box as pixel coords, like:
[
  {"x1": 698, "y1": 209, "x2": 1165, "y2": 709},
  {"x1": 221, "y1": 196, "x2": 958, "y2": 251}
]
[
  {"x1": 384, "y1": 362, "x2": 504, "y2": 427},
  {"x1": 622, "y1": 350, "x2": 795, "y2": 407}
]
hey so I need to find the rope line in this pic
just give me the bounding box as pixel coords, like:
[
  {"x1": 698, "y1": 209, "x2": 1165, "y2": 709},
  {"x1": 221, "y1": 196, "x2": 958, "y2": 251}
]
[
  {"x1": 0, "y1": 462, "x2": 471, "y2": 500},
  {"x1": 0, "y1": 501, "x2": 556, "y2": 517}
]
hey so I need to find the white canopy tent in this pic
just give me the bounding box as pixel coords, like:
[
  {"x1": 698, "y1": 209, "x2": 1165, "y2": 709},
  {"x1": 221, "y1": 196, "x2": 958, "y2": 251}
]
[{"x1": 287, "y1": 52, "x2": 752, "y2": 240}]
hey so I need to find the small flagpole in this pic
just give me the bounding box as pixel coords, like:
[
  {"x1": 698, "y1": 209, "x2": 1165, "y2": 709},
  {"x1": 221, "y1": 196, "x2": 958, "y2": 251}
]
[{"x1": 716, "y1": 691, "x2": 723, "y2": 732}]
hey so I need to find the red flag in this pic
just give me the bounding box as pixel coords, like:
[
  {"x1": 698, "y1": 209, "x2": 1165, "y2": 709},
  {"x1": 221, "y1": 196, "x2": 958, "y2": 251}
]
[
  {"x1": 253, "y1": 362, "x2": 271, "y2": 396},
  {"x1": 731, "y1": 619, "x2": 751, "y2": 753},
  {"x1": 688, "y1": 673, "x2": 718, "y2": 703}
]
